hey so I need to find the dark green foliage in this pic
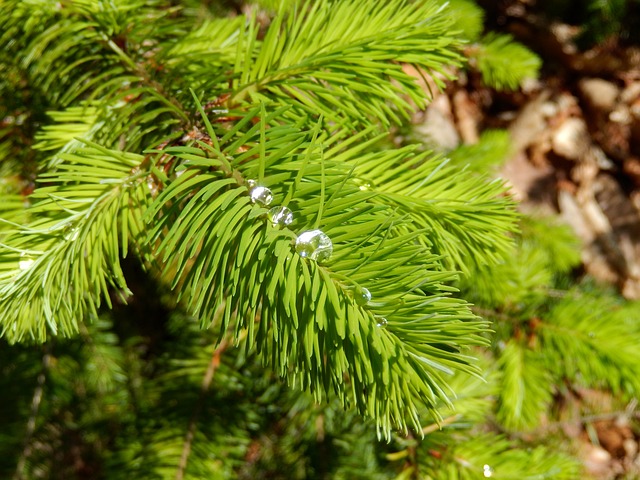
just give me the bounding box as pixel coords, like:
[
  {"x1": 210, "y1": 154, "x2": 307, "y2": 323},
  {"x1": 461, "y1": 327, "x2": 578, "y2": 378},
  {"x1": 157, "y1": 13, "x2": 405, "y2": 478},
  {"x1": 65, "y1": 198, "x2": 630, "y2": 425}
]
[
  {"x1": 0, "y1": 0, "x2": 635, "y2": 479},
  {"x1": 544, "y1": 0, "x2": 640, "y2": 46}
]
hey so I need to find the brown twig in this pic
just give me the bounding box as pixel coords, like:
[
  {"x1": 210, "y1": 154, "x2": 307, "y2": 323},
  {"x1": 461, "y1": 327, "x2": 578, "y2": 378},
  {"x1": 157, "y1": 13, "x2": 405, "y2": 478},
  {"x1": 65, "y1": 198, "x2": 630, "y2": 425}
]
[
  {"x1": 13, "y1": 345, "x2": 51, "y2": 480},
  {"x1": 175, "y1": 339, "x2": 229, "y2": 480}
]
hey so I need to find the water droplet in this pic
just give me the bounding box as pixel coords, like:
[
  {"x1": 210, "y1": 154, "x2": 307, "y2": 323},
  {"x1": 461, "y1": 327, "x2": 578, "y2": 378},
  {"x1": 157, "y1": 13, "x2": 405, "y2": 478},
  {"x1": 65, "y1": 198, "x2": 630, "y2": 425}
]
[
  {"x1": 212, "y1": 108, "x2": 229, "y2": 115},
  {"x1": 268, "y1": 206, "x2": 293, "y2": 227},
  {"x1": 376, "y1": 317, "x2": 388, "y2": 328},
  {"x1": 123, "y1": 167, "x2": 142, "y2": 188},
  {"x1": 147, "y1": 176, "x2": 159, "y2": 197},
  {"x1": 249, "y1": 185, "x2": 273, "y2": 206},
  {"x1": 247, "y1": 179, "x2": 257, "y2": 188},
  {"x1": 354, "y1": 286, "x2": 371, "y2": 306},
  {"x1": 354, "y1": 178, "x2": 375, "y2": 191},
  {"x1": 63, "y1": 225, "x2": 79, "y2": 241},
  {"x1": 295, "y1": 229, "x2": 333, "y2": 263},
  {"x1": 19, "y1": 253, "x2": 35, "y2": 270},
  {"x1": 483, "y1": 464, "x2": 493, "y2": 478},
  {"x1": 588, "y1": 332, "x2": 596, "y2": 338}
]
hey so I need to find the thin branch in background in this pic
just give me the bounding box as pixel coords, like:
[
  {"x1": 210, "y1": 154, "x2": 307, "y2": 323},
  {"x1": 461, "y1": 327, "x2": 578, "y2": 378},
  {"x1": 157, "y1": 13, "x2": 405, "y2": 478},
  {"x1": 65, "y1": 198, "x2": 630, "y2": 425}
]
[
  {"x1": 13, "y1": 345, "x2": 51, "y2": 480},
  {"x1": 175, "y1": 338, "x2": 229, "y2": 480}
]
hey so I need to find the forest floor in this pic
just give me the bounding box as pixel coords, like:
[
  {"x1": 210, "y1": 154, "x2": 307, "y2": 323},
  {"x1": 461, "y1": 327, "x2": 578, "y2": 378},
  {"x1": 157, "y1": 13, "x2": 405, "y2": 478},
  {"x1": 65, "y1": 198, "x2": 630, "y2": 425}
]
[{"x1": 409, "y1": 2, "x2": 640, "y2": 478}]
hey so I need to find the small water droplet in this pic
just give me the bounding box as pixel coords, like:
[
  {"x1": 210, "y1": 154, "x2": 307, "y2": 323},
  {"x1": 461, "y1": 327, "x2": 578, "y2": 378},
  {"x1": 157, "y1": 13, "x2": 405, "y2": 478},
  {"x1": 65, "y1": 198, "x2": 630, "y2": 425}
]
[
  {"x1": 63, "y1": 225, "x2": 79, "y2": 241},
  {"x1": 295, "y1": 229, "x2": 332, "y2": 263},
  {"x1": 588, "y1": 332, "x2": 596, "y2": 338},
  {"x1": 354, "y1": 178, "x2": 375, "y2": 191},
  {"x1": 249, "y1": 185, "x2": 273, "y2": 206},
  {"x1": 354, "y1": 286, "x2": 371, "y2": 306},
  {"x1": 212, "y1": 108, "x2": 229, "y2": 115},
  {"x1": 126, "y1": 166, "x2": 141, "y2": 186},
  {"x1": 268, "y1": 206, "x2": 293, "y2": 227},
  {"x1": 376, "y1": 317, "x2": 387, "y2": 328},
  {"x1": 483, "y1": 464, "x2": 493, "y2": 478},
  {"x1": 147, "y1": 176, "x2": 159, "y2": 197},
  {"x1": 19, "y1": 253, "x2": 35, "y2": 270},
  {"x1": 247, "y1": 179, "x2": 257, "y2": 188}
]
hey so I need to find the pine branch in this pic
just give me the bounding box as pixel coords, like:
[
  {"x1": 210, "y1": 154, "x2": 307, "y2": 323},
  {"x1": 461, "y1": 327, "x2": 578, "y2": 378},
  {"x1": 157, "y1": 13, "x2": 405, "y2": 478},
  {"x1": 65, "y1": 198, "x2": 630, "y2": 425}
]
[
  {"x1": 0, "y1": 0, "x2": 522, "y2": 449},
  {"x1": 540, "y1": 292, "x2": 640, "y2": 396},
  {"x1": 496, "y1": 339, "x2": 554, "y2": 430},
  {"x1": 224, "y1": 0, "x2": 463, "y2": 126},
  {"x1": 446, "y1": 129, "x2": 511, "y2": 173},
  {"x1": 438, "y1": 0, "x2": 485, "y2": 41},
  {"x1": 140, "y1": 109, "x2": 497, "y2": 435},
  {"x1": 469, "y1": 33, "x2": 541, "y2": 90},
  {"x1": 1, "y1": 0, "x2": 192, "y2": 153},
  {"x1": 0, "y1": 144, "x2": 150, "y2": 342},
  {"x1": 418, "y1": 432, "x2": 581, "y2": 479}
]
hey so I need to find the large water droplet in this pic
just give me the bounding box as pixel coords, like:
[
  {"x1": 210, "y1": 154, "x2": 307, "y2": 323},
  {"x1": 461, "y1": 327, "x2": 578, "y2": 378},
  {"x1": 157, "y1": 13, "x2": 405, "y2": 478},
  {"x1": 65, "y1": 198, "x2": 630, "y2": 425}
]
[
  {"x1": 376, "y1": 317, "x2": 388, "y2": 328},
  {"x1": 354, "y1": 286, "x2": 371, "y2": 306},
  {"x1": 19, "y1": 253, "x2": 35, "y2": 270},
  {"x1": 268, "y1": 206, "x2": 293, "y2": 227},
  {"x1": 249, "y1": 185, "x2": 273, "y2": 206},
  {"x1": 295, "y1": 230, "x2": 332, "y2": 263},
  {"x1": 483, "y1": 464, "x2": 494, "y2": 478}
]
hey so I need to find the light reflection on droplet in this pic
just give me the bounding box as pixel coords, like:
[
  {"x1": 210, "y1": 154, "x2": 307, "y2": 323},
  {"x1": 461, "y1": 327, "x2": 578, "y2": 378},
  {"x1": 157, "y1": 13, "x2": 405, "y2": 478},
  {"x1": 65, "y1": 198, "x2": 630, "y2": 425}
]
[
  {"x1": 249, "y1": 185, "x2": 273, "y2": 206},
  {"x1": 268, "y1": 206, "x2": 293, "y2": 227},
  {"x1": 295, "y1": 230, "x2": 332, "y2": 263},
  {"x1": 354, "y1": 178, "x2": 375, "y2": 191},
  {"x1": 354, "y1": 286, "x2": 371, "y2": 306},
  {"x1": 63, "y1": 225, "x2": 79, "y2": 241},
  {"x1": 19, "y1": 253, "x2": 35, "y2": 270},
  {"x1": 147, "y1": 176, "x2": 159, "y2": 197},
  {"x1": 483, "y1": 464, "x2": 493, "y2": 478},
  {"x1": 376, "y1": 317, "x2": 388, "y2": 328}
]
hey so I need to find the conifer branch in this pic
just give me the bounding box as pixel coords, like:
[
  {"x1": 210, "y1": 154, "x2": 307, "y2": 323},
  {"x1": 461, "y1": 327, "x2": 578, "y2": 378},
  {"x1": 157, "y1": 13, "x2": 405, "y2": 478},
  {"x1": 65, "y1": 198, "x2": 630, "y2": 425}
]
[{"x1": 0, "y1": 0, "x2": 531, "y2": 448}]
